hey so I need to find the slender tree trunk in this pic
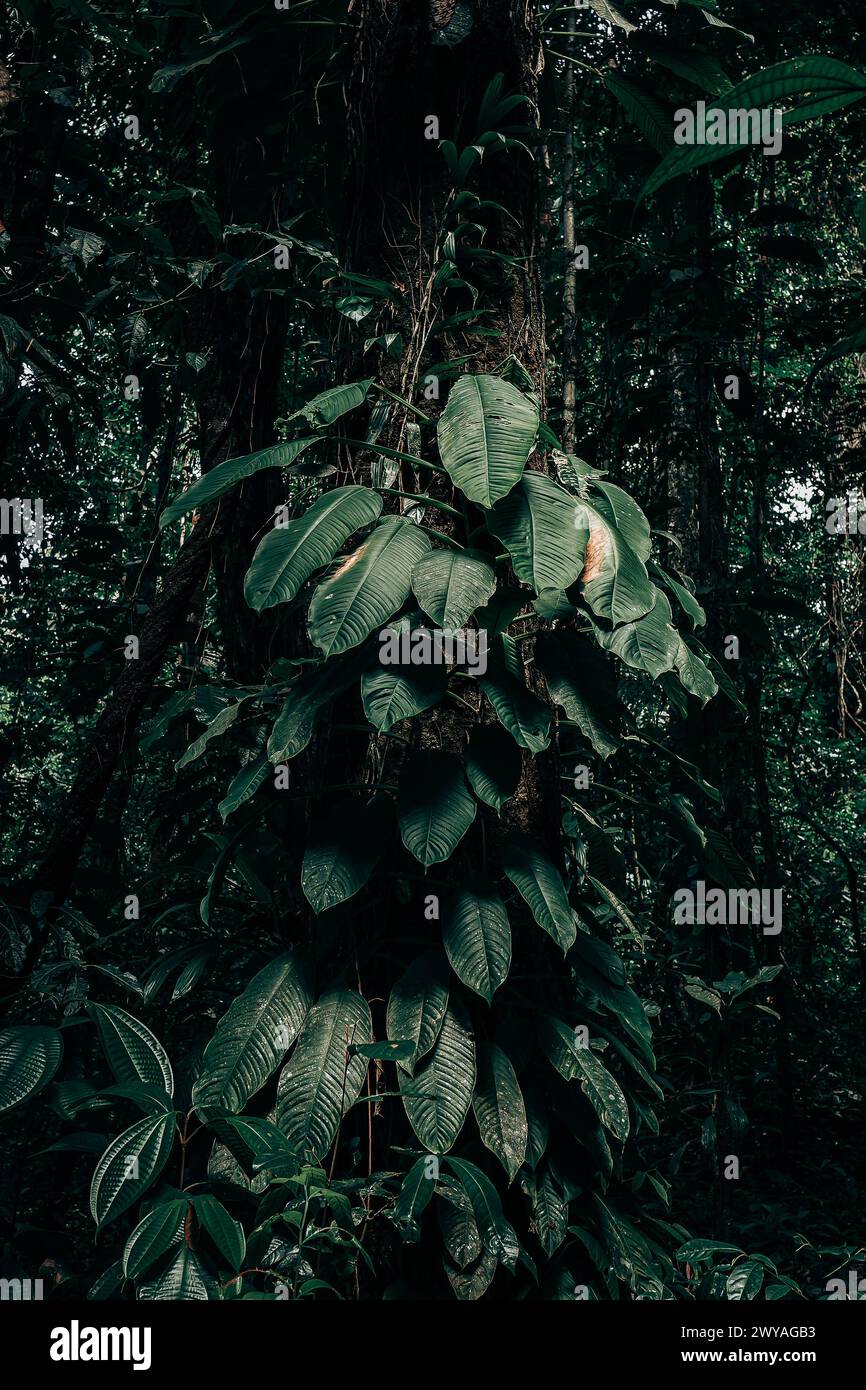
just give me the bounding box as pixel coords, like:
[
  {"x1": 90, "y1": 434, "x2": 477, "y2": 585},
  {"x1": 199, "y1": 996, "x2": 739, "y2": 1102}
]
[
  {"x1": 336, "y1": 0, "x2": 557, "y2": 848},
  {"x1": 560, "y1": 8, "x2": 578, "y2": 452}
]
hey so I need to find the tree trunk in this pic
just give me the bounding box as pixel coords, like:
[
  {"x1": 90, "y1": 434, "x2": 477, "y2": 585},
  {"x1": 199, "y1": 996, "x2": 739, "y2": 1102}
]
[{"x1": 337, "y1": 0, "x2": 557, "y2": 847}]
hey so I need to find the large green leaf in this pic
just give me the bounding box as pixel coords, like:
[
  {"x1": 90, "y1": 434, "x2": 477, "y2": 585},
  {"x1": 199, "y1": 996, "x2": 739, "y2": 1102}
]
[
  {"x1": 639, "y1": 58, "x2": 866, "y2": 202},
  {"x1": 267, "y1": 647, "x2": 372, "y2": 764},
  {"x1": 192, "y1": 953, "x2": 312, "y2": 1115},
  {"x1": 445, "y1": 1155, "x2": 520, "y2": 1269},
  {"x1": 502, "y1": 831, "x2": 576, "y2": 951},
  {"x1": 219, "y1": 752, "x2": 270, "y2": 822},
  {"x1": 649, "y1": 560, "x2": 706, "y2": 628},
  {"x1": 244, "y1": 486, "x2": 382, "y2": 612},
  {"x1": 401, "y1": 997, "x2": 475, "y2": 1152},
  {"x1": 0, "y1": 1026, "x2": 63, "y2": 1113},
  {"x1": 387, "y1": 952, "x2": 450, "y2": 1076},
  {"x1": 726, "y1": 1260, "x2": 765, "y2": 1300},
  {"x1": 533, "y1": 1168, "x2": 568, "y2": 1256},
  {"x1": 535, "y1": 631, "x2": 621, "y2": 761},
  {"x1": 599, "y1": 588, "x2": 680, "y2": 678},
  {"x1": 524, "y1": 1095, "x2": 549, "y2": 1170},
  {"x1": 635, "y1": 38, "x2": 731, "y2": 95},
  {"x1": 488, "y1": 472, "x2": 588, "y2": 593},
  {"x1": 176, "y1": 699, "x2": 245, "y2": 770},
  {"x1": 287, "y1": 378, "x2": 374, "y2": 428},
  {"x1": 673, "y1": 636, "x2": 718, "y2": 703},
  {"x1": 444, "y1": 1246, "x2": 498, "y2": 1301},
  {"x1": 575, "y1": 498, "x2": 656, "y2": 625},
  {"x1": 193, "y1": 1194, "x2": 245, "y2": 1271},
  {"x1": 301, "y1": 793, "x2": 391, "y2": 913},
  {"x1": 88, "y1": 1003, "x2": 173, "y2": 1099},
  {"x1": 276, "y1": 990, "x2": 372, "y2": 1160},
  {"x1": 391, "y1": 1157, "x2": 436, "y2": 1242},
  {"x1": 540, "y1": 1015, "x2": 630, "y2": 1142},
  {"x1": 123, "y1": 1200, "x2": 186, "y2": 1279},
  {"x1": 437, "y1": 374, "x2": 539, "y2": 507},
  {"x1": 443, "y1": 874, "x2": 511, "y2": 1004},
  {"x1": 160, "y1": 436, "x2": 317, "y2": 530},
  {"x1": 479, "y1": 635, "x2": 551, "y2": 753},
  {"x1": 590, "y1": 481, "x2": 652, "y2": 562},
  {"x1": 139, "y1": 1247, "x2": 216, "y2": 1300},
  {"x1": 397, "y1": 750, "x2": 476, "y2": 866},
  {"x1": 604, "y1": 71, "x2": 670, "y2": 155},
  {"x1": 90, "y1": 1112, "x2": 177, "y2": 1230},
  {"x1": 307, "y1": 517, "x2": 431, "y2": 658},
  {"x1": 472, "y1": 1043, "x2": 527, "y2": 1181},
  {"x1": 361, "y1": 617, "x2": 448, "y2": 731},
  {"x1": 465, "y1": 724, "x2": 522, "y2": 810},
  {"x1": 439, "y1": 1184, "x2": 482, "y2": 1267},
  {"x1": 411, "y1": 548, "x2": 497, "y2": 627}
]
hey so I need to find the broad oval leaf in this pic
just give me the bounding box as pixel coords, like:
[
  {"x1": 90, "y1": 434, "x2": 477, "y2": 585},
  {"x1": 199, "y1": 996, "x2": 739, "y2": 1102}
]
[
  {"x1": 397, "y1": 750, "x2": 476, "y2": 867},
  {"x1": 193, "y1": 1193, "x2": 246, "y2": 1271},
  {"x1": 288, "y1": 377, "x2": 374, "y2": 428},
  {"x1": 472, "y1": 1043, "x2": 527, "y2": 1181},
  {"x1": 176, "y1": 699, "x2": 247, "y2": 770},
  {"x1": 0, "y1": 1026, "x2": 63, "y2": 1113},
  {"x1": 502, "y1": 831, "x2": 576, "y2": 951},
  {"x1": 439, "y1": 1184, "x2": 482, "y2": 1268},
  {"x1": 479, "y1": 635, "x2": 551, "y2": 753},
  {"x1": 488, "y1": 472, "x2": 588, "y2": 593},
  {"x1": 88, "y1": 1003, "x2": 173, "y2": 1099},
  {"x1": 219, "y1": 752, "x2": 270, "y2": 822},
  {"x1": 160, "y1": 436, "x2": 317, "y2": 530},
  {"x1": 575, "y1": 498, "x2": 656, "y2": 626},
  {"x1": 301, "y1": 793, "x2": 391, "y2": 913},
  {"x1": 267, "y1": 646, "x2": 372, "y2": 764},
  {"x1": 465, "y1": 723, "x2": 522, "y2": 810},
  {"x1": 599, "y1": 588, "x2": 680, "y2": 679},
  {"x1": 138, "y1": 1246, "x2": 216, "y2": 1300},
  {"x1": 673, "y1": 636, "x2": 718, "y2": 704},
  {"x1": 361, "y1": 617, "x2": 448, "y2": 731},
  {"x1": 539, "y1": 1015, "x2": 630, "y2": 1142},
  {"x1": 437, "y1": 374, "x2": 539, "y2": 507},
  {"x1": 401, "y1": 997, "x2": 475, "y2": 1153},
  {"x1": 276, "y1": 989, "x2": 372, "y2": 1160},
  {"x1": 445, "y1": 1154, "x2": 520, "y2": 1269},
  {"x1": 123, "y1": 1200, "x2": 186, "y2": 1279},
  {"x1": 639, "y1": 58, "x2": 866, "y2": 203},
  {"x1": 443, "y1": 874, "x2": 511, "y2": 1004},
  {"x1": 535, "y1": 631, "x2": 621, "y2": 761},
  {"x1": 391, "y1": 1157, "x2": 436, "y2": 1243},
  {"x1": 590, "y1": 480, "x2": 652, "y2": 561},
  {"x1": 244, "y1": 485, "x2": 383, "y2": 612},
  {"x1": 533, "y1": 1167, "x2": 568, "y2": 1256},
  {"x1": 411, "y1": 548, "x2": 497, "y2": 628},
  {"x1": 726, "y1": 1260, "x2": 765, "y2": 1301},
  {"x1": 307, "y1": 517, "x2": 431, "y2": 658},
  {"x1": 90, "y1": 1112, "x2": 177, "y2": 1231},
  {"x1": 387, "y1": 951, "x2": 450, "y2": 1076},
  {"x1": 192, "y1": 952, "x2": 312, "y2": 1116}
]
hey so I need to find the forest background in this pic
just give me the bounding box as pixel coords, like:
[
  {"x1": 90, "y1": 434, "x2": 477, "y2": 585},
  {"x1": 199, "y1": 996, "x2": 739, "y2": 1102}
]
[{"x1": 0, "y1": 0, "x2": 864, "y2": 1302}]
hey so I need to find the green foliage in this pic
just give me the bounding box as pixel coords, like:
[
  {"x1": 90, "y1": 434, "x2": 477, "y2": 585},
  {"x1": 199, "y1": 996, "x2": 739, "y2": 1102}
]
[{"x1": 2, "y1": 0, "x2": 859, "y2": 1308}]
